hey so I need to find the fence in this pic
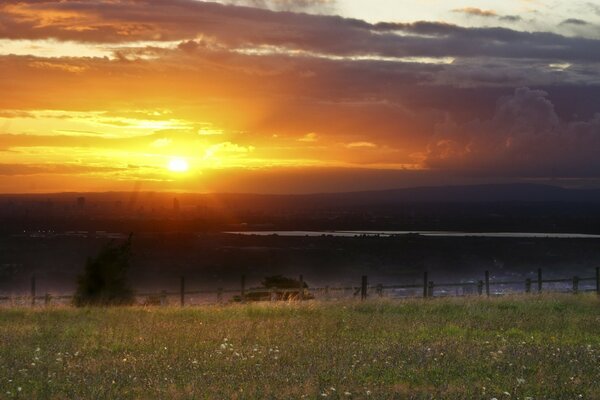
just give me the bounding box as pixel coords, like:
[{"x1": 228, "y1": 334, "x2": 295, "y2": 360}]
[{"x1": 1, "y1": 267, "x2": 599, "y2": 307}]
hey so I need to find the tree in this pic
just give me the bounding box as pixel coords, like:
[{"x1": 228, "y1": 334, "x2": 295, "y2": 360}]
[
  {"x1": 261, "y1": 275, "x2": 308, "y2": 289},
  {"x1": 73, "y1": 235, "x2": 135, "y2": 306}
]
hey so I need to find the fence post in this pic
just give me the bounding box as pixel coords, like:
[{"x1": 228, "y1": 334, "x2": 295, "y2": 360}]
[
  {"x1": 485, "y1": 271, "x2": 490, "y2": 297},
  {"x1": 361, "y1": 276, "x2": 368, "y2": 301},
  {"x1": 325, "y1": 285, "x2": 330, "y2": 300},
  {"x1": 299, "y1": 275, "x2": 304, "y2": 301},
  {"x1": 217, "y1": 288, "x2": 223, "y2": 303},
  {"x1": 160, "y1": 290, "x2": 167, "y2": 306},
  {"x1": 537, "y1": 268, "x2": 543, "y2": 293},
  {"x1": 376, "y1": 284, "x2": 383, "y2": 297},
  {"x1": 477, "y1": 280, "x2": 483, "y2": 296},
  {"x1": 180, "y1": 276, "x2": 185, "y2": 307},
  {"x1": 573, "y1": 276, "x2": 579, "y2": 294},
  {"x1": 525, "y1": 278, "x2": 531, "y2": 294},
  {"x1": 427, "y1": 281, "x2": 434, "y2": 298},
  {"x1": 596, "y1": 267, "x2": 599, "y2": 295},
  {"x1": 44, "y1": 293, "x2": 50, "y2": 306},
  {"x1": 241, "y1": 275, "x2": 246, "y2": 303},
  {"x1": 30, "y1": 275, "x2": 36, "y2": 307},
  {"x1": 423, "y1": 272, "x2": 429, "y2": 298}
]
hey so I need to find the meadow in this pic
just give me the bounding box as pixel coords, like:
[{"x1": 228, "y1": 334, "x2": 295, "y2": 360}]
[{"x1": 1, "y1": 295, "x2": 599, "y2": 399}]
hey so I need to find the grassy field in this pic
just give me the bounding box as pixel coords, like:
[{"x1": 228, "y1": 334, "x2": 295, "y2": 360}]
[{"x1": 1, "y1": 295, "x2": 599, "y2": 399}]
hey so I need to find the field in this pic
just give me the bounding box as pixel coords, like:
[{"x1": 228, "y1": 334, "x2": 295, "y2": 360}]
[{"x1": 1, "y1": 295, "x2": 599, "y2": 399}]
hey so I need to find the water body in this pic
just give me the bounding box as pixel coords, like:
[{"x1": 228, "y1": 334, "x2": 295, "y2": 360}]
[{"x1": 226, "y1": 231, "x2": 600, "y2": 239}]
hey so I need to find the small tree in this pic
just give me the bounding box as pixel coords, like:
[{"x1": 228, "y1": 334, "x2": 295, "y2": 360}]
[
  {"x1": 261, "y1": 275, "x2": 308, "y2": 289},
  {"x1": 73, "y1": 235, "x2": 135, "y2": 306}
]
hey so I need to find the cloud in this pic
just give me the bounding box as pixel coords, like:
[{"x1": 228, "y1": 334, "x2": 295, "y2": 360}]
[
  {"x1": 453, "y1": 8, "x2": 497, "y2": 17},
  {"x1": 425, "y1": 88, "x2": 600, "y2": 177},
  {"x1": 3, "y1": 1, "x2": 600, "y2": 63},
  {"x1": 561, "y1": 18, "x2": 589, "y2": 26},
  {"x1": 0, "y1": 163, "x2": 129, "y2": 176},
  {"x1": 298, "y1": 132, "x2": 318, "y2": 142},
  {"x1": 499, "y1": 15, "x2": 522, "y2": 23},
  {"x1": 224, "y1": 0, "x2": 336, "y2": 12},
  {"x1": 346, "y1": 142, "x2": 377, "y2": 148}
]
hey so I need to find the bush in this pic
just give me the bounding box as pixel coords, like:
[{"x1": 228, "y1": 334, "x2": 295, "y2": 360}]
[
  {"x1": 261, "y1": 275, "x2": 308, "y2": 289},
  {"x1": 73, "y1": 235, "x2": 135, "y2": 307}
]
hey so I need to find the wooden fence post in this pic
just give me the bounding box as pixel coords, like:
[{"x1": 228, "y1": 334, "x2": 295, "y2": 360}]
[
  {"x1": 477, "y1": 280, "x2": 483, "y2": 296},
  {"x1": 217, "y1": 287, "x2": 223, "y2": 303},
  {"x1": 485, "y1": 271, "x2": 490, "y2": 297},
  {"x1": 30, "y1": 275, "x2": 36, "y2": 307},
  {"x1": 361, "y1": 276, "x2": 368, "y2": 301},
  {"x1": 299, "y1": 275, "x2": 304, "y2": 301},
  {"x1": 525, "y1": 278, "x2": 531, "y2": 294},
  {"x1": 377, "y1": 284, "x2": 383, "y2": 297},
  {"x1": 423, "y1": 272, "x2": 429, "y2": 298},
  {"x1": 427, "y1": 281, "x2": 434, "y2": 298},
  {"x1": 241, "y1": 275, "x2": 246, "y2": 303},
  {"x1": 537, "y1": 268, "x2": 543, "y2": 293},
  {"x1": 180, "y1": 276, "x2": 185, "y2": 307},
  {"x1": 573, "y1": 276, "x2": 579, "y2": 294},
  {"x1": 44, "y1": 293, "x2": 50, "y2": 306}
]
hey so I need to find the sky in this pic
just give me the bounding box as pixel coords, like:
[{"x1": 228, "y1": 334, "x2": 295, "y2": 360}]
[{"x1": 1, "y1": 0, "x2": 600, "y2": 193}]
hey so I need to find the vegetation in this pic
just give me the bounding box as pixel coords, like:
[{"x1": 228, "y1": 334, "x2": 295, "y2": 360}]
[
  {"x1": 262, "y1": 275, "x2": 308, "y2": 289},
  {"x1": 73, "y1": 236, "x2": 135, "y2": 307},
  {"x1": 1, "y1": 295, "x2": 599, "y2": 399}
]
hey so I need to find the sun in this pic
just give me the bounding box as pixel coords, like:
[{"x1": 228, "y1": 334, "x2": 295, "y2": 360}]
[{"x1": 167, "y1": 157, "x2": 189, "y2": 172}]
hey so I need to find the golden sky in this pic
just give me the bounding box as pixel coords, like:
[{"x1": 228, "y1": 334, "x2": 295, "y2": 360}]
[{"x1": 1, "y1": 0, "x2": 600, "y2": 193}]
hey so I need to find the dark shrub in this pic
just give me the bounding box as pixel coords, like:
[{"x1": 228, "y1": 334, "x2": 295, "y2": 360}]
[
  {"x1": 261, "y1": 275, "x2": 308, "y2": 289},
  {"x1": 73, "y1": 235, "x2": 135, "y2": 306}
]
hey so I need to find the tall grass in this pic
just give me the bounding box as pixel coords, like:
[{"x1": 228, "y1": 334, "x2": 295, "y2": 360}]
[{"x1": 1, "y1": 294, "x2": 599, "y2": 399}]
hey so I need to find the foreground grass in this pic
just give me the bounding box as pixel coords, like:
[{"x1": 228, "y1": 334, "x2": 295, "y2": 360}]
[{"x1": 0, "y1": 295, "x2": 599, "y2": 399}]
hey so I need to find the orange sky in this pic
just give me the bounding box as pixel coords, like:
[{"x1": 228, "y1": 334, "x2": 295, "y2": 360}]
[{"x1": 2, "y1": 0, "x2": 600, "y2": 193}]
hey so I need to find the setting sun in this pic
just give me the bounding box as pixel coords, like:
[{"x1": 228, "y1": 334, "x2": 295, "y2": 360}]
[{"x1": 167, "y1": 157, "x2": 189, "y2": 173}]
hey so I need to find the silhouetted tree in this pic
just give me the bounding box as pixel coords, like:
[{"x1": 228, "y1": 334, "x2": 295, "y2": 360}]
[{"x1": 73, "y1": 235, "x2": 135, "y2": 306}]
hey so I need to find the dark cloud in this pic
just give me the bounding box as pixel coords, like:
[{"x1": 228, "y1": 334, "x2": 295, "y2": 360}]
[
  {"x1": 499, "y1": 15, "x2": 522, "y2": 23},
  {"x1": 425, "y1": 88, "x2": 600, "y2": 177},
  {"x1": 561, "y1": 18, "x2": 589, "y2": 26},
  {"x1": 2, "y1": 1, "x2": 600, "y2": 63},
  {"x1": 453, "y1": 7, "x2": 497, "y2": 17}
]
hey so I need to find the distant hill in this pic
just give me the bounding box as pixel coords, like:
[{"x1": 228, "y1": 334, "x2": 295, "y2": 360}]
[{"x1": 2, "y1": 183, "x2": 600, "y2": 210}]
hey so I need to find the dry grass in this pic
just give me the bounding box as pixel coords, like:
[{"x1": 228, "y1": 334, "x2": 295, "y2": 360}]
[{"x1": 1, "y1": 294, "x2": 599, "y2": 399}]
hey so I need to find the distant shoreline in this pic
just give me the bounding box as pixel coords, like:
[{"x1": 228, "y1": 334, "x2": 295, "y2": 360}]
[{"x1": 227, "y1": 231, "x2": 600, "y2": 239}]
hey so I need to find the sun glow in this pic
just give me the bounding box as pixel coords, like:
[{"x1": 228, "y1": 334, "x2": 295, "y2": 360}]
[{"x1": 167, "y1": 157, "x2": 189, "y2": 172}]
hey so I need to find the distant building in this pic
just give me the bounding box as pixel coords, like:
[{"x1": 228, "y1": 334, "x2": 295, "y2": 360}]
[{"x1": 76, "y1": 197, "x2": 86, "y2": 209}]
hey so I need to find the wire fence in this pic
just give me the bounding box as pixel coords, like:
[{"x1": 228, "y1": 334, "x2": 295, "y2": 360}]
[{"x1": 1, "y1": 267, "x2": 599, "y2": 307}]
